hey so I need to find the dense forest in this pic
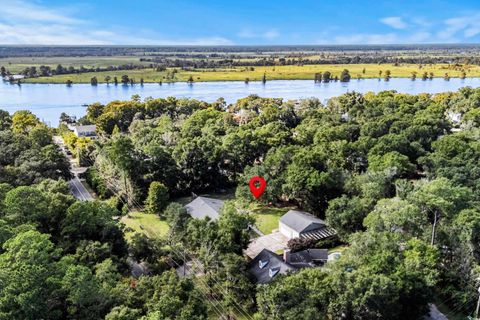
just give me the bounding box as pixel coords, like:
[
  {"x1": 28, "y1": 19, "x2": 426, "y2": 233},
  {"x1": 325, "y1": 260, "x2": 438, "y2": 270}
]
[
  {"x1": 140, "y1": 55, "x2": 480, "y2": 68},
  {"x1": 2, "y1": 87, "x2": 480, "y2": 319}
]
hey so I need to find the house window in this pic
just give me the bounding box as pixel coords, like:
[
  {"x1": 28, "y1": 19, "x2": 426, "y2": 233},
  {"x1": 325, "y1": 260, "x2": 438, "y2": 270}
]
[
  {"x1": 259, "y1": 259, "x2": 269, "y2": 269},
  {"x1": 269, "y1": 267, "x2": 280, "y2": 278}
]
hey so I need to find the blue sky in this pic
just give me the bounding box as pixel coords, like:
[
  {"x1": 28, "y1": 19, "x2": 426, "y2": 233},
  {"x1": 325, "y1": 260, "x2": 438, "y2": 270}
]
[{"x1": 1, "y1": 0, "x2": 480, "y2": 45}]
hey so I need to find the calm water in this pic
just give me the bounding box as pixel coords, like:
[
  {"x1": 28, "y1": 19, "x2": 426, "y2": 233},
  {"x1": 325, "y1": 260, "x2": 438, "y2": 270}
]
[{"x1": 1, "y1": 78, "x2": 479, "y2": 126}]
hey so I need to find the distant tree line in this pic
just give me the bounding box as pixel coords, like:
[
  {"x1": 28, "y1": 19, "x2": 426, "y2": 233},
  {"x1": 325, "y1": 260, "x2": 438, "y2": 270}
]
[
  {"x1": 5, "y1": 63, "x2": 149, "y2": 79},
  {"x1": 140, "y1": 55, "x2": 480, "y2": 69}
]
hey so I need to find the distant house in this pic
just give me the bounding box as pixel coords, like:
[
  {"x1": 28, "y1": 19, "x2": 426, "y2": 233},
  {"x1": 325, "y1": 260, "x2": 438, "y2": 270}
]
[
  {"x1": 129, "y1": 260, "x2": 150, "y2": 278},
  {"x1": 247, "y1": 248, "x2": 329, "y2": 284},
  {"x1": 3, "y1": 74, "x2": 25, "y2": 81},
  {"x1": 184, "y1": 196, "x2": 224, "y2": 220},
  {"x1": 73, "y1": 125, "x2": 97, "y2": 138},
  {"x1": 446, "y1": 111, "x2": 461, "y2": 124},
  {"x1": 279, "y1": 210, "x2": 336, "y2": 241}
]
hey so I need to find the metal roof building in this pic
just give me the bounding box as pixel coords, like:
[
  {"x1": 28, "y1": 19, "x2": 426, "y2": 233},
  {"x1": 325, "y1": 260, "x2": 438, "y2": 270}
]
[
  {"x1": 279, "y1": 210, "x2": 336, "y2": 240},
  {"x1": 184, "y1": 196, "x2": 224, "y2": 220}
]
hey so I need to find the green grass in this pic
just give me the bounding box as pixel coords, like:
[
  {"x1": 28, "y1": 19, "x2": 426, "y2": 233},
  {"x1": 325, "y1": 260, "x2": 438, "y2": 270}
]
[
  {"x1": 0, "y1": 56, "x2": 149, "y2": 73},
  {"x1": 19, "y1": 63, "x2": 480, "y2": 84},
  {"x1": 121, "y1": 211, "x2": 169, "y2": 240},
  {"x1": 251, "y1": 205, "x2": 293, "y2": 235}
]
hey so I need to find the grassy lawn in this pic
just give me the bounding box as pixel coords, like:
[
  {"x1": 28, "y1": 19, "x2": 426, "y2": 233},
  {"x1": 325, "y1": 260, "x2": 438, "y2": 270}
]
[
  {"x1": 251, "y1": 205, "x2": 293, "y2": 235},
  {"x1": 18, "y1": 63, "x2": 480, "y2": 84},
  {"x1": 121, "y1": 211, "x2": 169, "y2": 240}
]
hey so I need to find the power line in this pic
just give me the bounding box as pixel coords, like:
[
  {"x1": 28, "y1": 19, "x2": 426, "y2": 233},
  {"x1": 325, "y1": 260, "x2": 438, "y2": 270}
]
[
  {"x1": 82, "y1": 152, "x2": 236, "y2": 318},
  {"x1": 80, "y1": 141, "x2": 255, "y2": 319}
]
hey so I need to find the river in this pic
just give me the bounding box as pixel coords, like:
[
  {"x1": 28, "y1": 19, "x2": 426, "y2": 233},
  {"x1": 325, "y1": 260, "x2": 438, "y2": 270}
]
[{"x1": 1, "y1": 77, "x2": 479, "y2": 126}]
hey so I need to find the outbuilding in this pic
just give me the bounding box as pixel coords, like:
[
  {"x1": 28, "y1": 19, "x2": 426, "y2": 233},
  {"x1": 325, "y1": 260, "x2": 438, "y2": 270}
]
[
  {"x1": 184, "y1": 196, "x2": 224, "y2": 220},
  {"x1": 279, "y1": 210, "x2": 336, "y2": 241}
]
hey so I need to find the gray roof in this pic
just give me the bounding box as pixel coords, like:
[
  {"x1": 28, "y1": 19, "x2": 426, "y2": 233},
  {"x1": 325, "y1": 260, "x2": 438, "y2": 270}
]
[
  {"x1": 73, "y1": 125, "x2": 97, "y2": 134},
  {"x1": 289, "y1": 249, "x2": 328, "y2": 268},
  {"x1": 280, "y1": 210, "x2": 326, "y2": 233},
  {"x1": 300, "y1": 227, "x2": 337, "y2": 241},
  {"x1": 185, "y1": 196, "x2": 224, "y2": 220},
  {"x1": 247, "y1": 249, "x2": 297, "y2": 284}
]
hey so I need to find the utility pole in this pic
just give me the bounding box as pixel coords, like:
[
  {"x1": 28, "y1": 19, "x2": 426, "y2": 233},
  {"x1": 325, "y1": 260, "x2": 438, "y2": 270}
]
[
  {"x1": 183, "y1": 248, "x2": 186, "y2": 277},
  {"x1": 475, "y1": 287, "x2": 480, "y2": 320},
  {"x1": 431, "y1": 211, "x2": 438, "y2": 246}
]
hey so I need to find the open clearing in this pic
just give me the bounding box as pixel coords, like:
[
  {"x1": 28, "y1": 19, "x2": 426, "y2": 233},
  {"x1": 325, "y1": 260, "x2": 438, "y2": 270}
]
[
  {"x1": 13, "y1": 63, "x2": 480, "y2": 83},
  {"x1": 251, "y1": 205, "x2": 293, "y2": 235},
  {"x1": 121, "y1": 211, "x2": 169, "y2": 240}
]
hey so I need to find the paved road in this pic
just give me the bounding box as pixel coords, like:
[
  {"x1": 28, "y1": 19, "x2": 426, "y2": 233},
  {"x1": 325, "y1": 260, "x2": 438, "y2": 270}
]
[
  {"x1": 69, "y1": 176, "x2": 93, "y2": 201},
  {"x1": 424, "y1": 304, "x2": 449, "y2": 320},
  {"x1": 53, "y1": 135, "x2": 94, "y2": 201}
]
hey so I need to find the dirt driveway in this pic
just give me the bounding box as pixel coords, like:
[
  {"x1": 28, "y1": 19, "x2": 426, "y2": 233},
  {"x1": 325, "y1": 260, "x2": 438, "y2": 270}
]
[{"x1": 245, "y1": 231, "x2": 289, "y2": 258}]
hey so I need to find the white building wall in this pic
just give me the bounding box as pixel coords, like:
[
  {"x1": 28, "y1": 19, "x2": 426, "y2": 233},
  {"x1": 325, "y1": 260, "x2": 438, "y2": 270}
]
[{"x1": 279, "y1": 222, "x2": 300, "y2": 239}]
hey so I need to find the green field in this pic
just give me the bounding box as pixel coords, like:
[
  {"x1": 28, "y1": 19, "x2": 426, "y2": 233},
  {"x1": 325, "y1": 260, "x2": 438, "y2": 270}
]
[
  {"x1": 13, "y1": 63, "x2": 480, "y2": 84},
  {"x1": 0, "y1": 56, "x2": 149, "y2": 73},
  {"x1": 251, "y1": 205, "x2": 293, "y2": 235},
  {"x1": 121, "y1": 211, "x2": 170, "y2": 240}
]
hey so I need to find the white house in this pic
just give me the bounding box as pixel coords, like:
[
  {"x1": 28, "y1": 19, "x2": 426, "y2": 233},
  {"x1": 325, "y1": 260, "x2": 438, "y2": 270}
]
[
  {"x1": 73, "y1": 125, "x2": 97, "y2": 138},
  {"x1": 279, "y1": 210, "x2": 336, "y2": 241}
]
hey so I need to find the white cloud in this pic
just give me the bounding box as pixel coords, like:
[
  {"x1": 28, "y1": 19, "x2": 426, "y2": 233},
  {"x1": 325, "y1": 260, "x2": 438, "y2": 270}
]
[
  {"x1": 380, "y1": 16, "x2": 408, "y2": 30},
  {"x1": 237, "y1": 28, "x2": 279, "y2": 40},
  {"x1": 407, "y1": 31, "x2": 431, "y2": 43},
  {"x1": 0, "y1": 24, "x2": 108, "y2": 45},
  {"x1": 334, "y1": 33, "x2": 398, "y2": 44},
  {"x1": 411, "y1": 17, "x2": 432, "y2": 28},
  {"x1": 0, "y1": 22, "x2": 234, "y2": 45},
  {"x1": 320, "y1": 12, "x2": 480, "y2": 45},
  {"x1": 2, "y1": 1, "x2": 480, "y2": 46},
  {"x1": 437, "y1": 12, "x2": 480, "y2": 40},
  {"x1": 0, "y1": 0, "x2": 83, "y2": 24},
  {"x1": 0, "y1": 0, "x2": 233, "y2": 45},
  {"x1": 329, "y1": 31, "x2": 435, "y2": 45},
  {"x1": 465, "y1": 26, "x2": 480, "y2": 38}
]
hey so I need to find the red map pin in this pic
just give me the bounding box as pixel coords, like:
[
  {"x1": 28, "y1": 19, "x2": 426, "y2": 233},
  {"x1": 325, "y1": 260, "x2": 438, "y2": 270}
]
[{"x1": 249, "y1": 176, "x2": 267, "y2": 199}]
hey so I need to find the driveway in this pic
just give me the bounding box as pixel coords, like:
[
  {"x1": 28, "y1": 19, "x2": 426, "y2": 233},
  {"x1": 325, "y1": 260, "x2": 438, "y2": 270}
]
[{"x1": 245, "y1": 230, "x2": 289, "y2": 258}]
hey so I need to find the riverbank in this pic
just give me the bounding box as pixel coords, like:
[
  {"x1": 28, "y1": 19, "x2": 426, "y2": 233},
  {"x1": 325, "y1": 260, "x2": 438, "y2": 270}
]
[
  {"x1": 20, "y1": 63, "x2": 480, "y2": 84},
  {"x1": 2, "y1": 77, "x2": 480, "y2": 127}
]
